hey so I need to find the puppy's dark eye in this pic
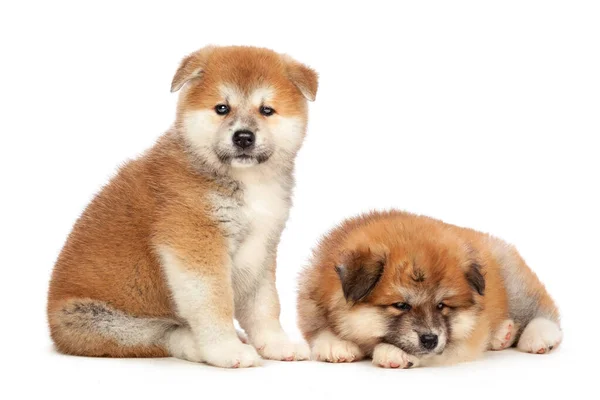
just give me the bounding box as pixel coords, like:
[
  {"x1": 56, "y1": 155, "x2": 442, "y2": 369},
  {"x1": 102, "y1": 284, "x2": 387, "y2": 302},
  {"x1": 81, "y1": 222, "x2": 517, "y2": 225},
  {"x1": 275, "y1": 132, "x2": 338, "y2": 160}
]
[
  {"x1": 437, "y1": 303, "x2": 445, "y2": 310},
  {"x1": 393, "y1": 303, "x2": 412, "y2": 311},
  {"x1": 259, "y1": 106, "x2": 275, "y2": 116},
  {"x1": 215, "y1": 104, "x2": 230, "y2": 115}
]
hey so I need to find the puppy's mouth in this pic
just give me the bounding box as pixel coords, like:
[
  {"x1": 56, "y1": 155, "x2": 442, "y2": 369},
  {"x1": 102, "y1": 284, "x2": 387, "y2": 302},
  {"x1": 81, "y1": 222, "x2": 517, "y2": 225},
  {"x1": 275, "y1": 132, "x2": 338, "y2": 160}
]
[
  {"x1": 398, "y1": 345, "x2": 445, "y2": 357},
  {"x1": 385, "y1": 339, "x2": 446, "y2": 357},
  {"x1": 416, "y1": 348, "x2": 445, "y2": 357},
  {"x1": 215, "y1": 149, "x2": 272, "y2": 166}
]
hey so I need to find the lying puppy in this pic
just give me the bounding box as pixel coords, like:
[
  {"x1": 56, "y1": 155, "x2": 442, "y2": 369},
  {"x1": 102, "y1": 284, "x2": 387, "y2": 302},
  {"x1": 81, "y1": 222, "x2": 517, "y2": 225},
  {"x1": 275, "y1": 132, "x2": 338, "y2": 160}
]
[
  {"x1": 48, "y1": 45, "x2": 318, "y2": 368},
  {"x1": 298, "y1": 210, "x2": 562, "y2": 368}
]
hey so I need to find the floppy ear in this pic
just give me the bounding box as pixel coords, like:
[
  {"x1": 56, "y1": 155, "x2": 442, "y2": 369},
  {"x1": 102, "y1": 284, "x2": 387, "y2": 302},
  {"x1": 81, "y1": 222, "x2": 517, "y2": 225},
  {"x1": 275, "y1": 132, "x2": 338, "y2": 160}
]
[
  {"x1": 335, "y1": 247, "x2": 385, "y2": 303},
  {"x1": 465, "y1": 262, "x2": 485, "y2": 296},
  {"x1": 170, "y1": 46, "x2": 216, "y2": 93},
  {"x1": 283, "y1": 55, "x2": 319, "y2": 101}
]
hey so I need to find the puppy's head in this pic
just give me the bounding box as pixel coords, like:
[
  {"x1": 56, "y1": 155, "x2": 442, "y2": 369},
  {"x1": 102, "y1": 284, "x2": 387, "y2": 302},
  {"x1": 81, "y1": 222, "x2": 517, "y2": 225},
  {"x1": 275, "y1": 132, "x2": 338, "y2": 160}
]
[
  {"x1": 335, "y1": 228, "x2": 485, "y2": 358},
  {"x1": 171, "y1": 45, "x2": 318, "y2": 170}
]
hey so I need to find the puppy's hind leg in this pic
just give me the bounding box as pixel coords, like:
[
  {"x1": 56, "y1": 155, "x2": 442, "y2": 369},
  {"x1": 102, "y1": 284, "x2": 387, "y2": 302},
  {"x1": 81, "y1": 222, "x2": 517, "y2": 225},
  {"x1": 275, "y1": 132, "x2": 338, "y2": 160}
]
[
  {"x1": 491, "y1": 238, "x2": 562, "y2": 354},
  {"x1": 517, "y1": 317, "x2": 562, "y2": 354}
]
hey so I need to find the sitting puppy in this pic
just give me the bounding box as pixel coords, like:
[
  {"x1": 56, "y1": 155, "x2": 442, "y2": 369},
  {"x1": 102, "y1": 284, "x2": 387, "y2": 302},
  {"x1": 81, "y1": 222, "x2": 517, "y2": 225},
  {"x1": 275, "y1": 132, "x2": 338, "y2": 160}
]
[
  {"x1": 48, "y1": 45, "x2": 318, "y2": 368},
  {"x1": 298, "y1": 210, "x2": 562, "y2": 368}
]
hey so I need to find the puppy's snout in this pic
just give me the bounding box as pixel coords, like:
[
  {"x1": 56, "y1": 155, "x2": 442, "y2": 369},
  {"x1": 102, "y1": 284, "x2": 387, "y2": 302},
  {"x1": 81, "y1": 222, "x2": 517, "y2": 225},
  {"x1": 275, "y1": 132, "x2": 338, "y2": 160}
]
[
  {"x1": 232, "y1": 130, "x2": 255, "y2": 149},
  {"x1": 419, "y1": 334, "x2": 438, "y2": 350}
]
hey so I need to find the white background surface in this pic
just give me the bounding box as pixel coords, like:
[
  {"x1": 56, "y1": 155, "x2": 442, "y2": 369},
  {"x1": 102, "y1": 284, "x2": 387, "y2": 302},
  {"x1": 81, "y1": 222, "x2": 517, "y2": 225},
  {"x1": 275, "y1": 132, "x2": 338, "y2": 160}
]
[{"x1": 1, "y1": 1, "x2": 598, "y2": 399}]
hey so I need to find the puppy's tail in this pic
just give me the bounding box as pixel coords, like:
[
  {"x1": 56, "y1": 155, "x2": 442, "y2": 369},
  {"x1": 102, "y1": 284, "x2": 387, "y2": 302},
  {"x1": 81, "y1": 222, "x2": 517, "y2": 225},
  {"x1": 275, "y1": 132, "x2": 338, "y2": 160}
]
[{"x1": 48, "y1": 298, "x2": 178, "y2": 357}]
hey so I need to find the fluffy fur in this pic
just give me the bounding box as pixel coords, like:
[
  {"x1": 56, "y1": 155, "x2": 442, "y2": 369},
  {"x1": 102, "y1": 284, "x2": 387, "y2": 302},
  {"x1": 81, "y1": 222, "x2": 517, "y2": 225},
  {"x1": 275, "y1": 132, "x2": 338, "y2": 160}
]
[
  {"x1": 297, "y1": 210, "x2": 561, "y2": 368},
  {"x1": 47, "y1": 45, "x2": 318, "y2": 368}
]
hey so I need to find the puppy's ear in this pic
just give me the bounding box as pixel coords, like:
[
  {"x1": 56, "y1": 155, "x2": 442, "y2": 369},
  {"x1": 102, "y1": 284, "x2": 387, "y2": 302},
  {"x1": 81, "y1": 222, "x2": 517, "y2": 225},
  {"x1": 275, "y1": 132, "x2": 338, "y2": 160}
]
[
  {"x1": 465, "y1": 262, "x2": 485, "y2": 296},
  {"x1": 283, "y1": 55, "x2": 319, "y2": 101},
  {"x1": 170, "y1": 46, "x2": 216, "y2": 93},
  {"x1": 335, "y1": 247, "x2": 385, "y2": 303}
]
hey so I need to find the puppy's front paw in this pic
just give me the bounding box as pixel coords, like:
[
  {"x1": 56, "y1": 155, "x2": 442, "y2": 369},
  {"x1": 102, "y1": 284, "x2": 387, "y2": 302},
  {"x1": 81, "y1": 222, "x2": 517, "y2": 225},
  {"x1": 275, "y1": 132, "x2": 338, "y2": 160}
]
[
  {"x1": 311, "y1": 331, "x2": 364, "y2": 363},
  {"x1": 372, "y1": 343, "x2": 419, "y2": 369},
  {"x1": 517, "y1": 317, "x2": 562, "y2": 354},
  {"x1": 201, "y1": 340, "x2": 262, "y2": 368},
  {"x1": 251, "y1": 331, "x2": 310, "y2": 361},
  {"x1": 490, "y1": 319, "x2": 516, "y2": 350}
]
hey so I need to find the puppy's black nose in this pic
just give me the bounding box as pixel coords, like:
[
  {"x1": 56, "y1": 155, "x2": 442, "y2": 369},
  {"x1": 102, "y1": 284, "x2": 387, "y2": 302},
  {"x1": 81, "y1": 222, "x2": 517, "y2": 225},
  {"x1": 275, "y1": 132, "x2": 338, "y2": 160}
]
[
  {"x1": 419, "y1": 334, "x2": 438, "y2": 350},
  {"x1": 232, "y1": 130, "x2": 255, "y2": 149}
]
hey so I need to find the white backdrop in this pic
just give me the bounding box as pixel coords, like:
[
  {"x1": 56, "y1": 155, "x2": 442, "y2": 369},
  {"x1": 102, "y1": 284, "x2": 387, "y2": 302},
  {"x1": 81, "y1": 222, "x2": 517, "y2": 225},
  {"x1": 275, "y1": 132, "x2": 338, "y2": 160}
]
[{"x1": 1, "y1": 1, "x2": 598, "y2": 399}]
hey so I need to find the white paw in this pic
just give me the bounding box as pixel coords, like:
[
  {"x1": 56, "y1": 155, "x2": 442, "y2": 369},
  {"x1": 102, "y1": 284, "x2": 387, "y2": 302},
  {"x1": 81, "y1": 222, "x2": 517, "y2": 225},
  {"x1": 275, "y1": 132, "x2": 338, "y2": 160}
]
[
  {"x1": 490, "y1": 319, "x2": 516, "y2": 350},
  {"x1": 517, "y1": 317, "x2": 562, "y2": 354},
  {"x1": 310, "y1": 331, "x2": 364, "y2": 363},
  {"x1": 251, "y1": 331, "x2": 310, "y2": 361},
  {"x1": 372, "y1": 343, "x2": 419, "y2": 369},
  {"x1": 201, "y1": 340, "x2": 262, "y2": 368}
]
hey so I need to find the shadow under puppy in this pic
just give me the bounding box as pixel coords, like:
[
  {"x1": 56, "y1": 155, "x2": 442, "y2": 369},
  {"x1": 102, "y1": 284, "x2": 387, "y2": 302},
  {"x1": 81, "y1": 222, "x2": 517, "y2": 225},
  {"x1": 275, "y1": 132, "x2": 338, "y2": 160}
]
[
  {"x1": 298, "y1": 210, "x2": 562, "y2": 368},
  {"x1": 48, "y1": 45, "x2": 318, "y2": 368}
]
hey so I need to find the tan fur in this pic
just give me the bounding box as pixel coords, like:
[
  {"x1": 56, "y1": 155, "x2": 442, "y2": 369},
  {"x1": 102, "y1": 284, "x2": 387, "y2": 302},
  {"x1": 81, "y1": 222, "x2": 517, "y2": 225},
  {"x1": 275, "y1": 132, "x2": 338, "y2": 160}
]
[
  {"x1": 297, "y1": 210, "x2": 561, "y2": 367},
  {"x1": 48, "y1": 46, "x2": 317, "y2": 367}
]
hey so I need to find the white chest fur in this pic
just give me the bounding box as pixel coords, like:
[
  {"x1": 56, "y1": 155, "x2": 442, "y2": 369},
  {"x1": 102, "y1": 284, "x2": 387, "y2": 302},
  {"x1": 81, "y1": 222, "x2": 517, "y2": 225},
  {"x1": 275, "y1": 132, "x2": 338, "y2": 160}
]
[{"x1": 210, "y1": 168, "x2": 291, "y2": 295}]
